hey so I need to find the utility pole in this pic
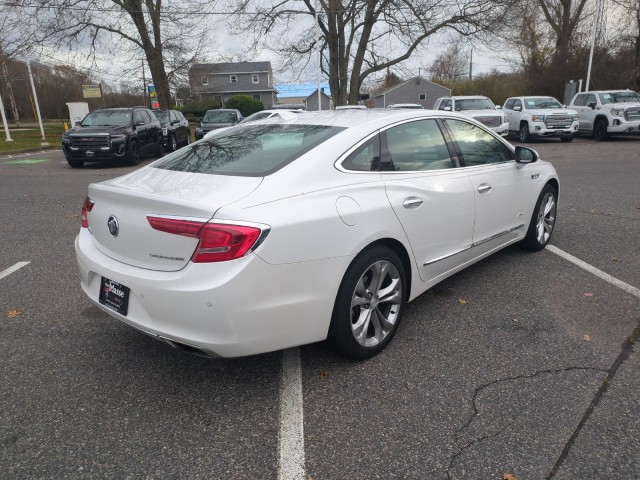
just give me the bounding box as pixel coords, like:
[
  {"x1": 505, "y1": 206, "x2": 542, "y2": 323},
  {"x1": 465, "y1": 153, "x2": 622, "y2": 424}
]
[
  {"x1": 27, "y1": 61, "x2": 48, "y2": 147},
  {"x1": 469, "y1": 49, "x2": 473, "y2": 80},
  {"x1": 585, "y1": 0, "x2": 602, "y2": 91}
]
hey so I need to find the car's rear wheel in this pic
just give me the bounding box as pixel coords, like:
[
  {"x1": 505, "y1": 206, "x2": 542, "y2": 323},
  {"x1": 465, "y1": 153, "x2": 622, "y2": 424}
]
[
  {"x1": 328, "y1": 246, "x2": 406, "y2": 359},
  {"x1": 593, "y1": 119, "x2": 608, "y2": 141},
  {"x1": 125, "y1": 141, "x2": 140, "y2": 166},
  {"x1": 519, "y1": 122, "x2": 531, "y2": 142},
  {"x1": 522, "y1": 184, "x2": 557, "y2": 251},
  {"x1": 67, "y1": 158, "x2": 84, "y2": 168}
]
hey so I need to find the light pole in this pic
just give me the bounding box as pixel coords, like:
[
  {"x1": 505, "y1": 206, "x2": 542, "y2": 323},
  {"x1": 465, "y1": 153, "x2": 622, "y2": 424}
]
[
  {"x1": 585, "y1": 0, "x2": 602, "y2": 91},
  {"x1": 27, "y1": 61, "x2": 49, "y2": 147},
  {"x1": 0, "y1": 90, "x2": 14, "y2": 142}
]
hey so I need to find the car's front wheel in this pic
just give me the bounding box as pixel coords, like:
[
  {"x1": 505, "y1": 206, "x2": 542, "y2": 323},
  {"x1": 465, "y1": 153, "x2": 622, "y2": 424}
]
[
  {"x1": 519, "y1": 122, "x2": 531, "y2": 142},
  {"x1": 522, "y1": 184, "x2": 557, "y2": 251},
  {"x1": 125, "y1": 141, "x2": 140, "y2": 166},
  {"x1": 593, "y1": 119, "x2": 608, "y2": 141},
  {"x1": 67, "y1": 158, "x2": 84, "y2": 168},
  {"x1": 328, "y1": 246, "x2": 406, "y2": 359}
]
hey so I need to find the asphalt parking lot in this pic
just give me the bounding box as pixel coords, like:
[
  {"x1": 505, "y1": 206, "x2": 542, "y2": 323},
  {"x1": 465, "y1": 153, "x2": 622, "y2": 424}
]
[{"x1": 1, "y1": 136, "x2": 638, "y2": 479}]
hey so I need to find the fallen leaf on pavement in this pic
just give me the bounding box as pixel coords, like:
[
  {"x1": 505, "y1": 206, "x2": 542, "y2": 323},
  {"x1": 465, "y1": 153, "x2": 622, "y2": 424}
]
[
  {"x1": 69, "y1": 214, "x2": 79, "y2": 218},
  {"x1": 7, "y1": 309, "x2": 21, "y2": 319},
  {"x1": 583, "y1": 293, "x2": 593, "y2": 297},
  {"x1": 503, "y1": 473, "x2": 518, "y2": 480},
  {"x1": 319, "y1": 370, "x2": 330, "y2": 378},
  {"x1": 583, "y1": 334, "x2": 591, "y2": 342},
  {"x1": 458, "y1": 298, "x2": 467, "y2": 305},
  {"x1": 611, "y1": 257, "x2": 621, "y2": 263}
]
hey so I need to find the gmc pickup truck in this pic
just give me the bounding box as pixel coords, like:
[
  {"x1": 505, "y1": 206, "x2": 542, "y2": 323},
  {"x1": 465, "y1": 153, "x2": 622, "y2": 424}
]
[
  {"x1": 503, "y1": 96, "x2": 578, "y2": 142},
  {"x1": 568, "y1": 90, "x2": 640, "y2": 140}
]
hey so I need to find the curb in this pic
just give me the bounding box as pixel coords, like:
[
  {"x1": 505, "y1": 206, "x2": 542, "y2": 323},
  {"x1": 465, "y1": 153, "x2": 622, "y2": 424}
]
[{"x1": 0, "y1": 145, "x2": 62, "y2": 156}]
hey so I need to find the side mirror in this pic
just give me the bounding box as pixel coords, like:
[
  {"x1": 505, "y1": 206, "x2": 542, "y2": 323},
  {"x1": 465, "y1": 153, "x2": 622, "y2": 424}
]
[
  {"x1": 74, "y1": 121, "x2": 81, "y2": 126},
  {"x1": 588, "y1": 101, "x2": 597, "y2": 109},
  {"x1": 444, "y1": 106, "x2": 452, "y2": 111},
  {"x1": 515, "y1": 146, "x2": 539, "y2": 164},
  {"x1": 496, "y1": 105, "x2": 502, "y2": 110},
  {"x1": 514, "y1": 106, "x2": 522, "y2": 112}
]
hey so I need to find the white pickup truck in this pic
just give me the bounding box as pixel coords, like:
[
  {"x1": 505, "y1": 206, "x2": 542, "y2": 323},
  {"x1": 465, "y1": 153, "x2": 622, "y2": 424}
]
[
  {"x1": 568, "y1": 90, "x2": 640, "y2": 140},
  {"x1": 433, "y1": 95, "x2": 509, "y2": 136},
  {"x1": 502, "y1": 96, "x2": 579, "y2": 142}
]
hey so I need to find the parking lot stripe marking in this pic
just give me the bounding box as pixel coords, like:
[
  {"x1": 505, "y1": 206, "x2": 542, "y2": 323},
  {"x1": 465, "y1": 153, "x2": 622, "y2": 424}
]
[
  {"x1": 547, "y1": 245, "x2": 640, "y2": 299},
  {"x1": 0, "y1": 261, "x2": 30, "y2": 281},
  {"x1": 279, "y1": 347, "x2": 305, "y2": 480}
]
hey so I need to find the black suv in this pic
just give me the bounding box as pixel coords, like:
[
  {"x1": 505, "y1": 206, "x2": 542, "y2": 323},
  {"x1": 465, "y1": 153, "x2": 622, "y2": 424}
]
[
  {"x1": 152, "y1": 109, "x2": 190, "y2": 151},
  {"x1": 62, "y1": 107, "x2": 163, "y2": 168}
]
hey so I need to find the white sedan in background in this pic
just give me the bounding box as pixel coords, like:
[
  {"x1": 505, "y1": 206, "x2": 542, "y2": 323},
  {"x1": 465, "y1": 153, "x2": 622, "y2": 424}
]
[{"x1": 76, "y1": 110, "x2": 559, "y2": 359}]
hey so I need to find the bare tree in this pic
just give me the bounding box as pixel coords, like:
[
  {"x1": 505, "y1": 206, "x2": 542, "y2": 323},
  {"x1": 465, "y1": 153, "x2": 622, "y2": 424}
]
[
  {"x1": 13, "y1": 0, "x2": 214, "y2": 108},
  {"x1": 612, "y1": 0, "x2": 640, "y2": 90},
  {"x1": 428, "y1": 43, "x2": 470, "y2": 81},
  {"x1": 536, "y1": 0, "x2": 590, "y2": 68},
  {"x1": 233, "y1": 0, "x2": 515, "y2": 106}
]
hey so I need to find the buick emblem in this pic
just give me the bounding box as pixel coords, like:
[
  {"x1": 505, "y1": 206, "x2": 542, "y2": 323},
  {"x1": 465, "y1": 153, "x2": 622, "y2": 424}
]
[{"x1": 107, "y1": 215, "x2": 119, "y2": 237}]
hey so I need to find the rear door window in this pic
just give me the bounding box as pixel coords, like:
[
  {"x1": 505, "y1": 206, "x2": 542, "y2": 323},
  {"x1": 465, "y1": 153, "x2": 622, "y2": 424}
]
[{"x1": 382, "y1": 119, "x2": 454, "y2": 171}]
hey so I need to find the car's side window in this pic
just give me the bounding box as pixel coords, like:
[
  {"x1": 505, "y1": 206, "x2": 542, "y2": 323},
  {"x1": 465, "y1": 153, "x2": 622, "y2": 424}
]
[
  {"x1": 504, "y1": 99, "x2": 515, "y2": 110},
  {"x1": 585, "y1": 94, "x2": 597, "y2": 106},
  {"x1": 383, "y1": 119, "x2": 453, "y2": 171},
  {"x1": 439, "y1": 99, "x2": 451, "y2": 110},
  {"x1": 573, "y1": 94, "x2": 587, "y2": 107},
  {"x1": 514, "y1": 100, "x2": 522, "y2": 110},
  {"x1": 342, "y1": 135, "x2": 381, "y2": 172},
  {"x1": 445, "y1": 119, "x2": 514, "y2": 166},
  {"x1": 133, "y1": 111, "x2": 144, "y2": 124},
  {"x1": 170, "y1": 111, "x2": 179, "y2": 123}
]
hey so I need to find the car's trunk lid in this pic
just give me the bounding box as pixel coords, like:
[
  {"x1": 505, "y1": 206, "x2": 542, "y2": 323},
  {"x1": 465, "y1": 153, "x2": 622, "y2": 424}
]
[{"x1": 87, "y1": 167, "x2": 262, "y2": 271}]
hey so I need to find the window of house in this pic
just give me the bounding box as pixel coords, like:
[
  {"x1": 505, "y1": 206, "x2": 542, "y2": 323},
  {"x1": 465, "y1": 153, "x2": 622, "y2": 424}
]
[
  {"x1": 202, "y1": 76, "x2": 208, "y2": 86},
  {"x1": 253, "y1": 94, "x2": 261, "y2": 100},
  {"x1": 252, "y1": 74, "x2": 259, "y2": 84},
  {"x1": 419, "y1": 93, "x2": 426, "y2": 100},
  {"x1": 230, "y1": 75, "x2": 237, "y2": 83}
]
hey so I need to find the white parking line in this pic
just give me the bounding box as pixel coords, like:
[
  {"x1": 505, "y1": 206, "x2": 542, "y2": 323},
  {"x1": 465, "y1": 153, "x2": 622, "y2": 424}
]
[
  {"x1": 279, "y1": 347, "x2": 305, "y2": 480},
  {"x1": 0, "y1": 261, "x2": 31, "y2": 280},
  {"x1": 547, "y1": 245, "x2": 640, "y2": 299}
]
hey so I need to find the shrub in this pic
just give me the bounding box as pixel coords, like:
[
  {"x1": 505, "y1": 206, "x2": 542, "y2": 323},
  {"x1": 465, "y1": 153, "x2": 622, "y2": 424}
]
[
  {"x1": 177, "y1": 100, "x2": 221, "y2": 117},
  {"x1": 225, "y1": 95, "x2": 264, "y2": 117}
]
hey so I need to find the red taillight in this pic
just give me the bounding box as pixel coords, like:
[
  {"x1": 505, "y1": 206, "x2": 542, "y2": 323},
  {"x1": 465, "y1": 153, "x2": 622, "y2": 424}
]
[
  {"x1": 81, "y1": 196, "x2": 94, "y2": 228},
  {"x1": 147, "y1": 216, "x2": 264, "y2": 262}
]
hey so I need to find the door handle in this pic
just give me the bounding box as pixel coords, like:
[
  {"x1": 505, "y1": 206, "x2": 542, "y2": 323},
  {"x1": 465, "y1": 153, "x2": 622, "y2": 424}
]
[
  {"x1": 477, "y1": 184, "x2": 492, "y2": 194},
  {"x1": 403, "y1": 197, "x2": 423, "y2": 209}
]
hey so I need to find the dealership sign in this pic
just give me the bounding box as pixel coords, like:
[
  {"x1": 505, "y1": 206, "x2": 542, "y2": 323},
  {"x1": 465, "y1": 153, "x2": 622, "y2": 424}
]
[{"x1": 82, "y1": 85, "x2": 102, "y2": 98}]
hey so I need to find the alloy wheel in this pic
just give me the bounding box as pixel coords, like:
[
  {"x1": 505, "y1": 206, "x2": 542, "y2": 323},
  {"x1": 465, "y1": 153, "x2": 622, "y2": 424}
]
[
  {"x1": 536, "y1": 192, "x2": 556, "y2": 244},
  {"x1": 350, "y1": 260, "x2": 402, "y2": 348}
]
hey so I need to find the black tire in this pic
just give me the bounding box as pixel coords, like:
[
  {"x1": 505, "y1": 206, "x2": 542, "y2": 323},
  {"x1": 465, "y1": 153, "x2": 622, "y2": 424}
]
[
  {"x1": 169, "y1": 134, "x2": 178, "y2": 152},
  {"x1": 67, "y1": 158, "x2": 84, "y2": 168},
  {"x1": 125, "y1": 141, "x2": 140, "y2": 166},
  {"x1": 155, "y1": 137, "x2": 164, "y2": 158},
  {"x1": 593, "y1": 119, "x2": 608, "y2": 141},
  {"x1": 560, "y1": 136, "x2": 574, "y2": 143},
  {"x1": 519, "y1": 122, "x2": 531, "y2": 142},
  {"x1": 327, "y1": 246, "x2": 406, "y2": 359},
  {"x1": 522, "y1": 184, "x2": 557, "y2": 251}
]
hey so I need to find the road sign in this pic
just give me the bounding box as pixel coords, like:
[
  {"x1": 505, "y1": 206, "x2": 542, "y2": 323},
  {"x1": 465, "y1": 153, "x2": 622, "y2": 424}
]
[{"x1": 82, "y1": 85, "x2": 102, "y2": 98}]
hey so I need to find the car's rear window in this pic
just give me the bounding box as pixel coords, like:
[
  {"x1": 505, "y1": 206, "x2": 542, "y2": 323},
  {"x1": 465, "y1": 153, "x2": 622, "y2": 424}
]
[{"x1": 153, "y1": 124, "x2": 345, "y2": 176}]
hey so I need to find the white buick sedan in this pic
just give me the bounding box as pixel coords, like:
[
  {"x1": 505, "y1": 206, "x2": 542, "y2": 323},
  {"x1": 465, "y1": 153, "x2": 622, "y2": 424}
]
[{"x1": 76, "y1": 110, "x2": 559, "y2": 359}]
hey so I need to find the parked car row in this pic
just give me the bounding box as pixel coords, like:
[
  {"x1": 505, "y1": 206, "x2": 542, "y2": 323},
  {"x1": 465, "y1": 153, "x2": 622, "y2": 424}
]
[{"x1": 434, "y1": 90, "x2": 640, "y2": 142}]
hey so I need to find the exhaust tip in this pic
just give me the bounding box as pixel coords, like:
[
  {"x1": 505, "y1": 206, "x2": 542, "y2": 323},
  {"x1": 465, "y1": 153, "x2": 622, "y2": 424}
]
[{"x1": 159, "y1": 337, "x2": 218, "y2": 358}]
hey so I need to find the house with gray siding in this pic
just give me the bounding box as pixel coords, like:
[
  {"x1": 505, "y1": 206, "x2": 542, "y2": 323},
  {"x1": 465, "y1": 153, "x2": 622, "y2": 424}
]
[
  {"x1": 373, "y1": 77, "x2": 451, "y2": 109},
  {"x1": 189, "y1": 62, "x2": 278, "y2": 108}
]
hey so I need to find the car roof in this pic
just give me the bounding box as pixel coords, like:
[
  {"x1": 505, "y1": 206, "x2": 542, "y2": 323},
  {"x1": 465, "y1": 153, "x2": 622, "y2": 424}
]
[
  {"x1": 251, "y1": 109, "x2": 474, "y2": 129},
  {"x1": 447, "y1": 95, "x2": 490, "y2": 100}
]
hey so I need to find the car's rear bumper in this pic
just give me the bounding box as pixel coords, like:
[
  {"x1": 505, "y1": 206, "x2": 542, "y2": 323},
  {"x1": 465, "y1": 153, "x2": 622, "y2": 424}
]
[{"x1": 75, "y1": 229, "x2": 346, "y2": 357}]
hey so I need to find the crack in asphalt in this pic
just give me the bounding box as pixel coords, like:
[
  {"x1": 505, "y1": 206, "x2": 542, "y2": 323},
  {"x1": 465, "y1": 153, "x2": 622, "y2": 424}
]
[
  {"x1": 445, "y1": 366, "x2": 608, "y2": 480},
  {"x1": 547, "y1": 320, "x2": 640, "y2": 478}
]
